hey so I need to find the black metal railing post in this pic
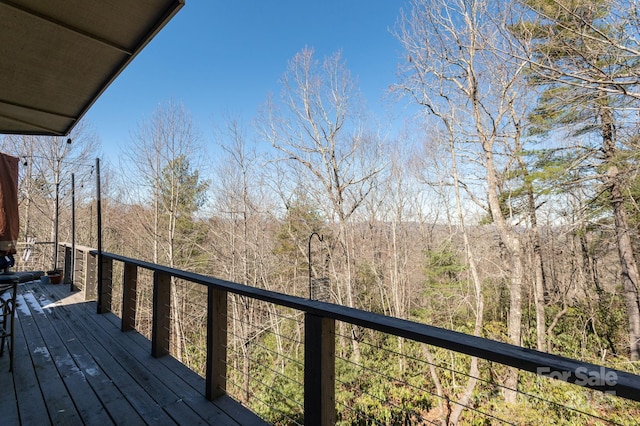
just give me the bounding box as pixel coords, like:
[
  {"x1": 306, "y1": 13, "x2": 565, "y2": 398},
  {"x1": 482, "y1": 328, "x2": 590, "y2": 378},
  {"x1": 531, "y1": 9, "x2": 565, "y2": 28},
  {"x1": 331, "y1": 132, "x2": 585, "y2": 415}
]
[{"x1": 95, "y1": 158, "x2": 103, "y2": 314}]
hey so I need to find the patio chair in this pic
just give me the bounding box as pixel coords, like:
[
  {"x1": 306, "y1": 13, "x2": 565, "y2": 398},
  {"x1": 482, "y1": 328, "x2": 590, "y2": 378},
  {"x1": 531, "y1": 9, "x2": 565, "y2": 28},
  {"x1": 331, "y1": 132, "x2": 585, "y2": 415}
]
[{"x1": 0, "y1": 278, "x2": 18, "y2": 371}]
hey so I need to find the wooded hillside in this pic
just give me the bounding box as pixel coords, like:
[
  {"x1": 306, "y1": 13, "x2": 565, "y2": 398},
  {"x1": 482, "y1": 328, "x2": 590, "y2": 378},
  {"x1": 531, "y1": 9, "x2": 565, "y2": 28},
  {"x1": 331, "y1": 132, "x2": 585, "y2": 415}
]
[{"x1": 3, "y1": 0, "x2": 640, "y2": 423}]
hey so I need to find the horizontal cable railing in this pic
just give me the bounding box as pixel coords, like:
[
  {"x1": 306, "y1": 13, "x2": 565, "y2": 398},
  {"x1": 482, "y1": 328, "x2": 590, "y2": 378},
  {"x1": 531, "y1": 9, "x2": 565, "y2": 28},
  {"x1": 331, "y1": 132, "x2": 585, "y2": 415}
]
[
  {"x1": 332, "y1": 326, "x2": 638, "y2": 425},
  {"x1": 58, "y1": 247, "x2": 640, "y2": 425},
  {"x1": 225, "y1": 297, "x2": 306, "y2": 424}
]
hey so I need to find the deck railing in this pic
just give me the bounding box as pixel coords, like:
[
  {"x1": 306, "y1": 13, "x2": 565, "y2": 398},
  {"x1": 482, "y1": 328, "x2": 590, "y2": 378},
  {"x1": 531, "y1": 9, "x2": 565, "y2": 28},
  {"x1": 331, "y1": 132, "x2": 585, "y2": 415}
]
[{"x1": 58, "y1": 244, "x2": 640, "y2": 425}]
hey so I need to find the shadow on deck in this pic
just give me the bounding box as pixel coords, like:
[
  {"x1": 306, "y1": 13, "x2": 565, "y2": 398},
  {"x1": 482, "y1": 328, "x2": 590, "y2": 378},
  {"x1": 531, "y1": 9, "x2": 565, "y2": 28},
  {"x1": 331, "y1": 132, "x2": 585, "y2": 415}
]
[{"x1": 0, "y1": 280, "x2": 267, "y2": 426}]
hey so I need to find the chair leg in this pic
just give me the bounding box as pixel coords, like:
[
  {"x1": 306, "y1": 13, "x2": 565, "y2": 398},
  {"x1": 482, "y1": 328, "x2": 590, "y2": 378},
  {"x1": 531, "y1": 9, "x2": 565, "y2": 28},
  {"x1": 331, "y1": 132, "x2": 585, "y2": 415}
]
[
  {"x1": 0, "y1": 281, "x2": 17, "y2": 371},
  {"x1": 0, "y1": 299, "x2": 7, "y2": 358},
  {"x1": 0, "y1": 328, "x2": 5, "y2": 358},
  {"x1": 9, "y1": 296, "x2": 14, "y2": 371}
]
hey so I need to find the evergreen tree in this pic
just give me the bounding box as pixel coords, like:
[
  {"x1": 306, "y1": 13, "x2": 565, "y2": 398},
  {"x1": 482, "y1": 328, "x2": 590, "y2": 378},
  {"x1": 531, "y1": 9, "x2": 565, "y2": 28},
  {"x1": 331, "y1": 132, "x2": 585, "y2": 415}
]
[
  {"x1": 158, "y1": 154, "x2": 209, "y2": 269},
  {"x1": 513, "y1": 0, "x2": 640, "y2": 359}
]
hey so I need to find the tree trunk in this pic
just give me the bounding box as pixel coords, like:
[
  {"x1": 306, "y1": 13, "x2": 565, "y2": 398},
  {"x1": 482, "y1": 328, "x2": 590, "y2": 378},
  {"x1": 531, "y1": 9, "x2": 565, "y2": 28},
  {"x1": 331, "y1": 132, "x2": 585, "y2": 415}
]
[
  {"x1": 527, "y1": 189, "x2": 547, "y2": 352},
  {"x1": 518, "y1": 155, "x2": 547, "y2": 352},
  {"x1": 504, "y1": 250, "x2": 523, "y2": 402},
  {"x1": 449, "y1": 132, "x2": 485, "y2": 424},
  {"x1": 342, "y1": 224, "x2": 361, "y2": 363},
  {"x1": 609, "y1": 174, "x2": 640, "y2": 360},
  {"x1": 485, "y1": 147, "x2": 523, "y2": 403},
  {"x1": 602, "y1": 107, "x2": 640, "y2": 360},
  {"x1": 422, "y1": 345, "x2": 448, "y2": 423}
]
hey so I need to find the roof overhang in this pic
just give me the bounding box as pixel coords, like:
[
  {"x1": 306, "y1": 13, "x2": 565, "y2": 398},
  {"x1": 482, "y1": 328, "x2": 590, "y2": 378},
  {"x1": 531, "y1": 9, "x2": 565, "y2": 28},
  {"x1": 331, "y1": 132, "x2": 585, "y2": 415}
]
[{"x1": 0, "y1": 0, "x2": 184, "y2": 136}]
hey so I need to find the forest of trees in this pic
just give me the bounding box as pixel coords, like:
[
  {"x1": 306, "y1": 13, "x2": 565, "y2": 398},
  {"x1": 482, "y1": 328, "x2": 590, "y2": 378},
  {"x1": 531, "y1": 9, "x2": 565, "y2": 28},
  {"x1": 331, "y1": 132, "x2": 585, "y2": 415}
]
[{"x1": 2, "y1": 0, "x2": 640, "y2": 424}]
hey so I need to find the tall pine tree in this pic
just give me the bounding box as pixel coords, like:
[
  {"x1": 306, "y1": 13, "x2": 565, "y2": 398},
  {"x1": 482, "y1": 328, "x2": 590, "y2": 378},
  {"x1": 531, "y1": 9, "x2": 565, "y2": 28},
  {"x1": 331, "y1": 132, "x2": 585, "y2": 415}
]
[{"x1": 513, "y1": 0, "x2": 640, "y2": 359}]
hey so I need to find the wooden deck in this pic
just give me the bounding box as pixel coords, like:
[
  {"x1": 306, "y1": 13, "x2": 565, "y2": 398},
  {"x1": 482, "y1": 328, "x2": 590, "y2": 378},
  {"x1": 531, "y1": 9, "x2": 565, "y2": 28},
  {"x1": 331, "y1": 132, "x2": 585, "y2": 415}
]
[{"x1": 0, "y1": 279, "x2": 268, "y2": 426}]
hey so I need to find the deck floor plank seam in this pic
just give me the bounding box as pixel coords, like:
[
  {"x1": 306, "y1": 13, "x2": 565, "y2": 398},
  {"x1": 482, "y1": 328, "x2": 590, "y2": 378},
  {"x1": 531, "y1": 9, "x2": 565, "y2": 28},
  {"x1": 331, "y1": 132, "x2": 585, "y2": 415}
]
[
  {"x1": 28, "y1": 283, "x2": 186, "y2": 425},
  {"x1": 15, "y1": 288, "x2": 83, "y2": 425},
  {"x1": 55, "y1": 286, "x2": 247, "y2": 426},
  {"x1": 97, "y1": 292, "x2": 269, "y2": 425},
  {"x1": 93, "y1": 299, "x2": 267, "y2": 425},
  {"x1": 24, "y1": 284, "x2": 146, "y2": 426},
  {"x1": 1, "y1": 298, "x2": 46, "y2": 425},
  {"x1": 1, "y1": 281, "x2": 269, "y2": 426},
  {"x1": 19, "y1": 285, "x2": 113, "y2": 425},
  {"x1": 39, "y1": 287, "x2": 225, "y2": 426}
]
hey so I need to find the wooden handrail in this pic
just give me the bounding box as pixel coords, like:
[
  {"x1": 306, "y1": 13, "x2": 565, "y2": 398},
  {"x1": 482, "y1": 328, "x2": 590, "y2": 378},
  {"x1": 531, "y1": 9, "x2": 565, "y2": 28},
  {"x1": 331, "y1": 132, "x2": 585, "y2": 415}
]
[{"x1": 60, "y1": 247, "x2": 640, "y2": 422}]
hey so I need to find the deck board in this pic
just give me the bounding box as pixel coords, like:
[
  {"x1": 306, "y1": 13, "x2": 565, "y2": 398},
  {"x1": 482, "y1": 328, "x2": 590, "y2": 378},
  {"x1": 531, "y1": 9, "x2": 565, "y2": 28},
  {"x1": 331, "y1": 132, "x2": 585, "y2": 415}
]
[
  {"x1": 9, "y1": 293, "x2": 52, "y2": 425},
  {"x1": 18, "y1": 289, "x2": 84, "y2": 426},
  {"x1": 0, "y1": 280, "x2": 268, "y2": 426},
  {"x1": 0, "y1": 314, "x2": 21, "y2": 425},
  {"x1": 23, "y1": 286, "x2": 148, "y2": 426}
]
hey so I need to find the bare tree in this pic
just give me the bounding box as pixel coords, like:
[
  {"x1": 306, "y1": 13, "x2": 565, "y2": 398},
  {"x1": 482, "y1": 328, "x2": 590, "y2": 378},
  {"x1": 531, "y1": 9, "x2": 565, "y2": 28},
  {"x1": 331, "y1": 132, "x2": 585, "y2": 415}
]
[
  {"x1": 258, "y1": 47, "x2": 385, "y2": 361},
  {"x1": 122, "y1": 100, "x2": 207, "y2": 361},
  {"x1": 511, "y1": 0, "x2": 640, "y2": 360},
  {"x1": 395, "y1": 0, "x2": 532, "y2": 405},
  {"x1": 209, "y1": 114, "x2": 290, "y2": 403},
  {"x1": 1, "y1": 122, "x2": 99, "y2": 266}
]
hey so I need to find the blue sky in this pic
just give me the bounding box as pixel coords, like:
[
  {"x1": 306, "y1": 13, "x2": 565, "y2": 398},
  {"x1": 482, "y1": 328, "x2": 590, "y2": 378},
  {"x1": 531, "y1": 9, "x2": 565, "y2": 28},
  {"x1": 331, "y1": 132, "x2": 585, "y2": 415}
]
[{"x1": 85, "y1": 1, "x2": 409, "y2": 158}]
